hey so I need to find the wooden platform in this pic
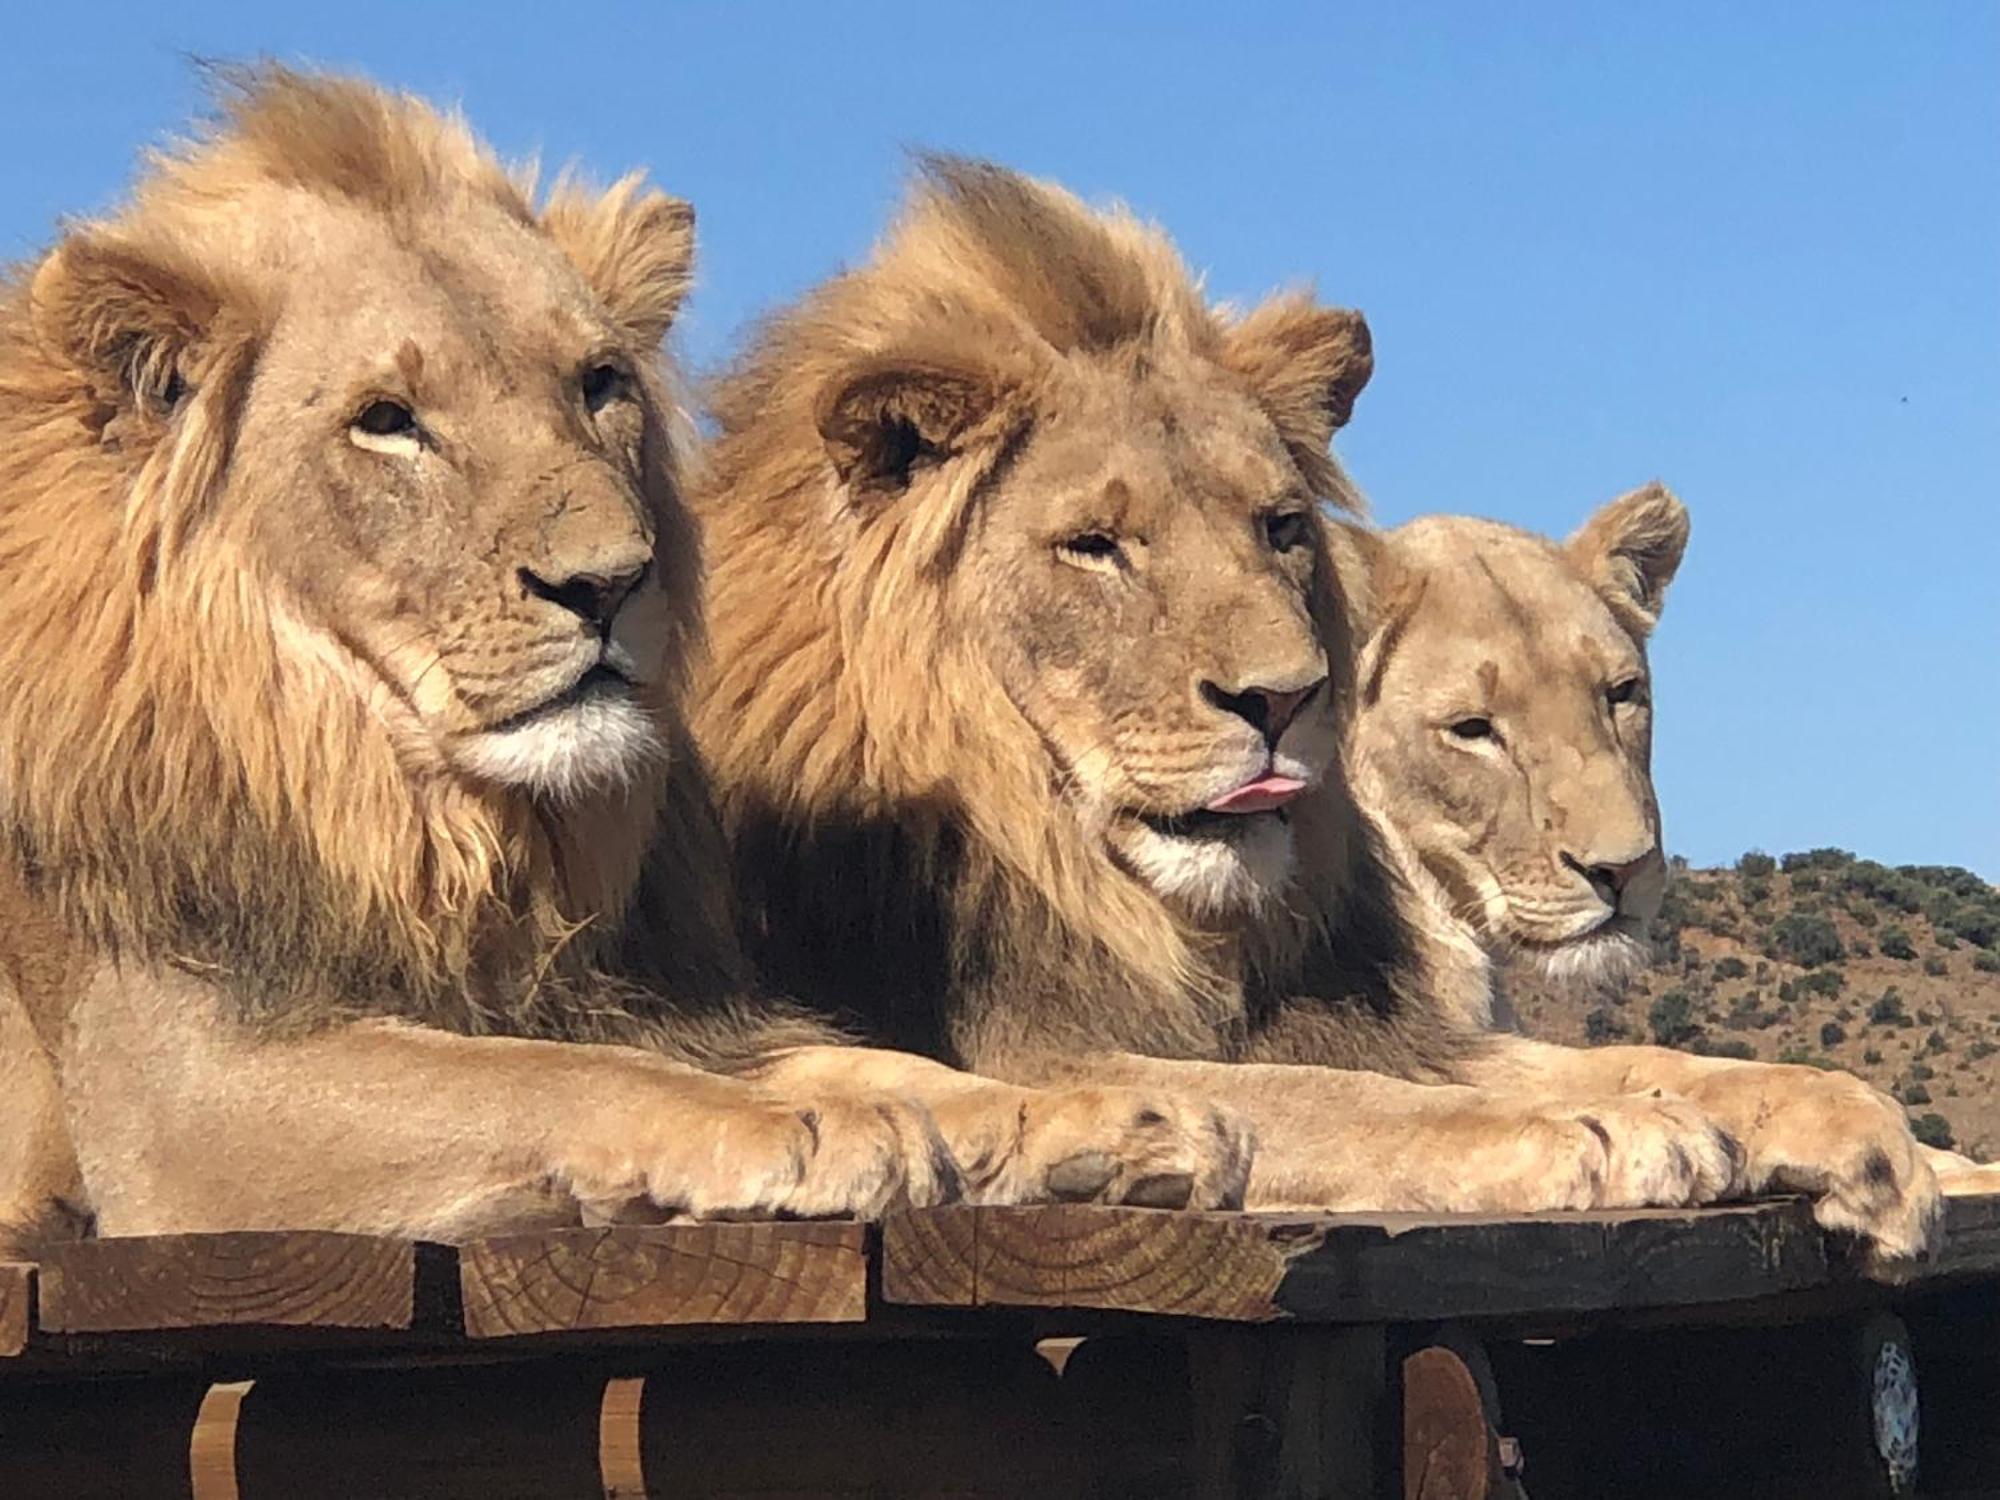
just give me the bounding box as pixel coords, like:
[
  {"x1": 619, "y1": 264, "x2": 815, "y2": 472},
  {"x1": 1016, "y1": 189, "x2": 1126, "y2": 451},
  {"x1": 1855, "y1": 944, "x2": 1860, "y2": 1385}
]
[{"x1": 5, "y1": 1196, "x2": 2000, "y2": 1497}]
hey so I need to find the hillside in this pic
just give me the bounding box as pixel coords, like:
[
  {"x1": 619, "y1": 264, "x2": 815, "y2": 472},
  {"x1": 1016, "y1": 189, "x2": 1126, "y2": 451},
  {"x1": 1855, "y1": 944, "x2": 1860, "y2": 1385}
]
[{"x1": 1507, "y1": 849, "x2": 2000, "y2": 1161}]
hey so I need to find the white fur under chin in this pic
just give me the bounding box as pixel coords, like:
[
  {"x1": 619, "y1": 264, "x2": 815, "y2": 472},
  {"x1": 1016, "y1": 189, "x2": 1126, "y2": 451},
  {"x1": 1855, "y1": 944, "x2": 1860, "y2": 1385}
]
[
  {"x1": 1526, "y1": 921, "x2": 1653, "y2": 992},
  {"x1": 456, "y1": 693, "x2": 662, "y2": 803},
  {"x1": 1120, "y1": 816, "x2": 1296, "y2": 916}
]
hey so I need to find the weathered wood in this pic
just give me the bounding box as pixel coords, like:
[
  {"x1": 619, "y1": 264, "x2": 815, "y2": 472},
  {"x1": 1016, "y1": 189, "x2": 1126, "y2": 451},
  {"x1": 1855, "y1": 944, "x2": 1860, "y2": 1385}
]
[
  {"x1": 621, "y1": 1341, "x2": 1082, "y2": 1496},
  {"x1": 884, "y1": 1202, "x2": 1842, "y2": 1323},
  {"x1": 230, "y1": 1366, "x2": 605, "y2": 1499},
  {"x1": 1186, "y1": 1324, "x2": 1387, "y2": 1500},
  {"x1": 0, "y1": 1260, "x2": 29, "y2": 1356},
  {"x1": 190, "y1": 1381, "x2": 247, "y2": 1500},
  {"x1": 0, "y1": 1377, "x2": 209, "y2": 1498},
  {"x1": 457, "y1": 1221, "x2": 867, "y2": 1337},
  {"x1": 883, "y1": 1203, "x2": 1321, "y2": 1319},
  {"x1": 39, "y1": 1232, "x2": 422, "y2": 1335},
  {"x1": 1401, "y1": 1347, "x2": 1494, "y2": 1500}
]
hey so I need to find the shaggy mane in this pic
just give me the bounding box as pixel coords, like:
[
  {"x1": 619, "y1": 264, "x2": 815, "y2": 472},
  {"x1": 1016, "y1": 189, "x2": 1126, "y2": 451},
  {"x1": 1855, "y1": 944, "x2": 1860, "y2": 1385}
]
[
  {"x1": 0, "y1": 69, "x2": 744, "y2": 1048},
  {"x1": 695, "y1": 159, "x2": 1479, "y2": 1075}
]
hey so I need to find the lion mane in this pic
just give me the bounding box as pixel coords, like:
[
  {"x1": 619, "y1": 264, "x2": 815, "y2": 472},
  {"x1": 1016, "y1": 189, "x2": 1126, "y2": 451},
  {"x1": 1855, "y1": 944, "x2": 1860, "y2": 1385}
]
[
  {"x1": 693, "y1": 158, "x2": 1489, "y2": 1081},
  {"x1": 0, "y1": 70, "x2": 819, "y2": 1064}
]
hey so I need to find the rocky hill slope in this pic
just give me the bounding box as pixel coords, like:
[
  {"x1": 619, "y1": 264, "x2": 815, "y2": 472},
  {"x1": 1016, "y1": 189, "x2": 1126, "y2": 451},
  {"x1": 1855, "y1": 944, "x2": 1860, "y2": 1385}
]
[{"x1": 1508, "y1": 849, "x2": 2000, "y2": 1160}]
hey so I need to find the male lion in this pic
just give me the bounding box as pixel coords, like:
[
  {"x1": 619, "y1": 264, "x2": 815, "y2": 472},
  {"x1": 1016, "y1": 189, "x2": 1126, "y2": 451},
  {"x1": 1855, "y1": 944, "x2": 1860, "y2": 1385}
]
[
  {"x1": 690, "y1": 156, "x2": 1933, "y2": 1266},
  {"x1": 1334, "y1": 490, "x2": 1944, "y2": 1246},
  {"x1": 0, "y1": 73, "x2": 1242, "y2": 1251}
]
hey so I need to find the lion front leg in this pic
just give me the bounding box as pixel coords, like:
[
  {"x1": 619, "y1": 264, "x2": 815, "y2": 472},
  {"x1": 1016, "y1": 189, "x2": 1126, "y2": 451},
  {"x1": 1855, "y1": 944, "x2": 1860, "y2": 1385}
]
[
  {"x1": 1462, "y1": 1036, "x2": 1941, "y2": 1271},
  {"x1": 63, "y1": 967, "x2": 958, "y2": 1240},
  {"x1": 1007, "y1": 1051, "x2": 1740, "y2": 1218},
  {"x1": 746, "y1": 1047, "x2": 1253, "y2": 1210}
]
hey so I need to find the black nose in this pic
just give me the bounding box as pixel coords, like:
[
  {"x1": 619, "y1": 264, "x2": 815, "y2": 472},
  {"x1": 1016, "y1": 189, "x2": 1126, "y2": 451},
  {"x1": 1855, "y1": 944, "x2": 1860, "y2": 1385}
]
[
  {"x1": 518, "y1": 562, "x2": 647, "y2": 634},
  {"x1": 1202, "y1": 677, "x2": 1326, "y2": 749},
  {"x1": 1562, "y1": 850, "x2": 1654, "y2": 906}
]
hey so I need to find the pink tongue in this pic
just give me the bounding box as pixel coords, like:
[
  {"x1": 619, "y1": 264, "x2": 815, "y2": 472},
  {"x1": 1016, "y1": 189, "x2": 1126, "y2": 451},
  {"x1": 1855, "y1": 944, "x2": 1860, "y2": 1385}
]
[{"x1": 1205, "y1": 775, "x2": 1308, "y2": 815}]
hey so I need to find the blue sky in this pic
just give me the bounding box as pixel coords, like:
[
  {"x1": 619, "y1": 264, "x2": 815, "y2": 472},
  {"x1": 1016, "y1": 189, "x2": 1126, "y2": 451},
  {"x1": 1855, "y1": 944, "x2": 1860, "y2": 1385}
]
[{"x1": 5, "y1": 3, "x2": 1995, "y2": 876}]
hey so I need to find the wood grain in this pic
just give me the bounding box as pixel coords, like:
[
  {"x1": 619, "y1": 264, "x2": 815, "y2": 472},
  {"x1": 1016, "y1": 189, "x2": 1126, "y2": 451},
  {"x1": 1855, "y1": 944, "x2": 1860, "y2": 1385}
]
[
  {"x1": 0, "y1": 1261, "x2": 29, "y2": 1356},
  {"x1": 457, "y1": 1221, "x2": 867, "y2": 1337},
  {"x1": 882, "y1": 1201, "x2": 1884, "y2": 1323},
  {"x1": 38, "y1": 1232, "x2": 418, "y2": 1335}
]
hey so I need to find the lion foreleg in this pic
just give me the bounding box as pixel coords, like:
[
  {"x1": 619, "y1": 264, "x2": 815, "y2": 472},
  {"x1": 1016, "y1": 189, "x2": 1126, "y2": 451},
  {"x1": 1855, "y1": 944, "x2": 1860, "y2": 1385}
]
[
  {"x1": 744, "y1": 1046, "x2": 1250, "y2": 1209},
  {"x1": 61, "y1": 966, "x2": 956, "y2": 1240},
  {"x1": 1461, "y1": 1035, "x2": 1938, "y2": 1268},
  {"x1": 1001, "y1": 1049, "x2": 1739, "y2": 1219}
]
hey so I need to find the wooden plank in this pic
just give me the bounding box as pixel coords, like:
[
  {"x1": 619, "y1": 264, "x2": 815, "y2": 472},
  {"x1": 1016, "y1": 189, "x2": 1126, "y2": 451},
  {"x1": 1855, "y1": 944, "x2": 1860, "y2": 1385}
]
[
  {"x1": 0, "y1": 1261, "x2": 29, "y2": 1356},
  {"x1": 232, "y1": 1367, "x2": 605, "y2": 1500},
  {"x1": 1929, "y1": 1192, "x2": 2000, "y2": 1277},
  {"x1": 882, "y1": 1203, "x2": 1315, "y2": 1320},
  {"x1": 0, "y1": 1377, "x2": 210, "y2": 1499},
  {"x1": 623, "y1": 1341, "x2": 1081, "y2": 1497},
  {"x1": 39, "y1": 1232, "x2": 420, "y2": 1335},
  {"x1": 883, "y1": 1202, "x2": 1843, "y2": 1323},
  {"x1": 457, "y1": 1221, "x2": 867, "y2": 1337}
]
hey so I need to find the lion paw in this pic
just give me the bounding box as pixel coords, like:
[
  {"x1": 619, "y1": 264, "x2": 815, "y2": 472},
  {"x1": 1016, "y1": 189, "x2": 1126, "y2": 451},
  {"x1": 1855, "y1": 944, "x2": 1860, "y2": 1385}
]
[
  {"x1": 1703, "y1": 1068, "x2": 1941, "y2": 1272},
  {"x1": 561, "y1": 1091, "x2": 962, "y2": 1224},
  {"x1": 971, "y1": 1087, "x2": 1252, "y2": 1210},
  {"x1": 1453, "y1": 1093, "x2": 1742, "y2": 1214}
]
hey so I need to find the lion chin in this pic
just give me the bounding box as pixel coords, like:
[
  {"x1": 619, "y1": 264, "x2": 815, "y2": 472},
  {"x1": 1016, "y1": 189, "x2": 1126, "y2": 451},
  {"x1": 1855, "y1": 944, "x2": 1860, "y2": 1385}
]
[
  {"x1": 1517, "y1": 916, "x2": 1654, "y2": 994},
  {"x1": 1114, "y1": 814, "x2": 1296, "y2": 917},
  {"x1": 455, "y1": 690, "x2": 662, "y2": 803}
]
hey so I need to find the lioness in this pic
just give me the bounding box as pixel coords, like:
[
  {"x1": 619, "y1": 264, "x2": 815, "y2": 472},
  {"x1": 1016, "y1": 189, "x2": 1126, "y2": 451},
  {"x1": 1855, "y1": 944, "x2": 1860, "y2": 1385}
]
[
  {"x1": 0, "y1": 74, "x2": 1243, "y2": 1250},
  {"x1": 690, "y1": 156, "x2": 1934, "y2": 1266},
  {"x1": 1336, "y1": 491, "x2": 1943, "y2": 1245}
]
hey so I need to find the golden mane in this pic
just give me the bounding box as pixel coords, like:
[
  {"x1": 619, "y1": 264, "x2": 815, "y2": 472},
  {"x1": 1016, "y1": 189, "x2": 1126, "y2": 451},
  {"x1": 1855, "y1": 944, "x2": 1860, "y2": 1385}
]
[
  {"x1": 0, "y1": 69, "x2": 702, "y2": 1036},
  {"x1": 694, "y1": 158, "x2": 1481, "y2": 1072}
]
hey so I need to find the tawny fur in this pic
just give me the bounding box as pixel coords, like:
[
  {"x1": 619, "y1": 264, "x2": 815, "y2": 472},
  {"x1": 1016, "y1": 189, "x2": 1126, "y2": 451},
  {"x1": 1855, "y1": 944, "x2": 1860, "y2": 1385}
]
[
  {"x1": 691, "y1": 159, "x2": 1779, "y2": 1233},
  {"x1": 0, "y1": 74, "x2": 1251, "y2": 1248},
  {"x1": 0, "y1": 67, "x2": 976, "y2": 1248},
  {"x1": 1336, "y1": 495, "x2": 1945, "y2": 1262}
]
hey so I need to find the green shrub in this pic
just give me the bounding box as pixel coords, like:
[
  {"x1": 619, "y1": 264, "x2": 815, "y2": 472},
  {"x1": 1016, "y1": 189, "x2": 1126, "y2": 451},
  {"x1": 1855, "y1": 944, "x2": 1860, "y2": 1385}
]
[
  {"x1": 1648, "y1": 991, "x2": 1699, "y2": 1047},
  {"x1": 1795, "y1": 969, "x2": 1845, "y2": 999},
  {"x1": 1742, "y1": 878, "x2": 1772, "y2": 906},
  {"x1": 1712, "y1": 957, "x2": 1749, "y2": 982},
  {"x1": 1782, "y1": 848, "x2": 1853, "y2": 873},
  {"x1": 1880, "y1": 927, "x2": 1916, "y2": 961},
  {"x1": 1925, "y1": 1030, "x2": 1950, "y2": 1056},
  {"x1": 1775, "y1": 1046, "x2": 1838, "y2": 1070},
  {"x1": 1975, "y1": 951, "x2": 2000, "y2": 974},
  {"x1": 1819, "y1": 1021, "x2": 1846, "y2": 1048},
  {"x1": 1584, "y1": 1007, "x2": 1630, "y2": 1045},
  {"x1": 1868, "y1": 989, "x2": 1911, "y2": 1027},
  {"x1": 1738, "y1": 851, "x2": 1777, "y2": 878},
  {"x1": 1773, "y1": 912, "x2": 1844, "y2": 968},
  {"x1": 1695, "y1": 1037, "x2": 1757, "y2": 1061},
  {"x1": 1968, "y1": 1039, "x2": 1998, "y2": 1062},
  {"x1": 1863, "y1": 1048, "x2": 1884, "y2": 1065},
  {"x1": 1912, "y1": 1113, "x2": 1956, "y2": 1150},
  {"x1": 1901, "y1": 1083, "x2": 1933, "y2": 1106},
  {"x1": 1924, "y1": 956, "x2": 1949, "y2": 977}
]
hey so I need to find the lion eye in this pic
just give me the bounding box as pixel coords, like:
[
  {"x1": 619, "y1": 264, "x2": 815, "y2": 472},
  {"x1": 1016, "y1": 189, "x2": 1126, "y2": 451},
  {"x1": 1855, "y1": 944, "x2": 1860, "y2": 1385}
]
[
  {"x1": 1449, "y1": 717, "x2": 1495, "y2": 741},
  {"x1": 582, "y1": 363, "x2": 630, "y2": 413},
  {"x1": 354, "y1": 399, "x2": 417, "y2": 438},
  {"x1": 1058, "y1": 532, "x2": 1122, "y2": 565},
  {"x1": 1264, "y1": 511, "x2": 1311, "y2": 552},
  {"x1": 1607, "y1": 677, "x2": 1646, "y2": 707}
]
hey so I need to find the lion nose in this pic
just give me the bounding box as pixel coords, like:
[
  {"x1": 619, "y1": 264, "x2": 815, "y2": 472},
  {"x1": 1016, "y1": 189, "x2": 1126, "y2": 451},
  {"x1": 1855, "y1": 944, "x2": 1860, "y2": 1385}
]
[
  {"x1": 1201, "y1": 676, "x2": 1326, "y2": 749},
  {"x1": 1562, "y1": 849, "x2": 1656, "y2": 907},
  {"x1": 518, "y1": 558, "x2": 649, "y2": 635}
]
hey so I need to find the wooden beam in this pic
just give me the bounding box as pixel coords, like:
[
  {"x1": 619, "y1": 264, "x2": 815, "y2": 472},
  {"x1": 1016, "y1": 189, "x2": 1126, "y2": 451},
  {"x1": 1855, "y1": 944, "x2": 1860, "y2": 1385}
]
[
  {"x1": 38, "y1": 1232, "x2": 421, "y2": 1336},
  {"x1": 883, "y1": 1202, "x2": 1846, "y2": 1323},
  {"x1": 0, "y1": 1262, "x2": 29, "y2": 1357},
  {"x1": 457, "y1": 1221, "x2": 868, "y2": 1338}
]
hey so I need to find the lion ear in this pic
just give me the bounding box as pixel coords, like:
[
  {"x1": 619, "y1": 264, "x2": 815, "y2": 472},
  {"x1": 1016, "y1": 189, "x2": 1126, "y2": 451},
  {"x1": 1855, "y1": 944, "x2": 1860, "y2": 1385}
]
[
  {"x1": 543, "y1": 175, "x2": 695, "y2": 348},
  {"x1": 1219, "y1": 295, "x2": 1373, "y2": 507},
  {"x1": 1566, "y1": 482, "x2": 1690, "y2": 636},
  {"x1": 30, "y1": 235, "x2": 220, "y2": 416},
  {"x1": 815, "y1": 358, "x2": 1016, "y2": 503}
]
